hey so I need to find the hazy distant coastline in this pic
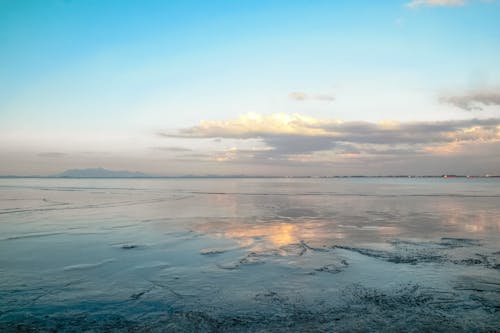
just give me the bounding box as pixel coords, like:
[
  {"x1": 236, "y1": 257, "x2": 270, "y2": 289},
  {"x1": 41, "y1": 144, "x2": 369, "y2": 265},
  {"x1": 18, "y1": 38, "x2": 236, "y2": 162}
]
[
  {"x1": 0, "y1": 168, "x2": 498, "y2": 179},
  {"x1": 53, "y1": 167, "x2": 152, "y2": 178}
]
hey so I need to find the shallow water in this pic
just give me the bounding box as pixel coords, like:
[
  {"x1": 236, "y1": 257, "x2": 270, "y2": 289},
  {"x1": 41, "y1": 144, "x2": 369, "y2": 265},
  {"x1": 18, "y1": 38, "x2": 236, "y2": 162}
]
[{"x1": 0, "y1": 178, "x2": 499, "y2": 332}]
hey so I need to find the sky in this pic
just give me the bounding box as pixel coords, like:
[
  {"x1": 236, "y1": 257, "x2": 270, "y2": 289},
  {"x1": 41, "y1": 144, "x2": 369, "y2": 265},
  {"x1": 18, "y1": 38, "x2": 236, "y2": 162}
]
[{"x1": 1, "y1": 0, "x2": 500, "y2": 176}]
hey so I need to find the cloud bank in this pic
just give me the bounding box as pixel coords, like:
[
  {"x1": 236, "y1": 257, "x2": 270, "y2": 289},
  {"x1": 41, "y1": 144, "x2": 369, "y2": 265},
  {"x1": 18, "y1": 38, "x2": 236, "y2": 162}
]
[{"x1": 162, "y1": 113, "x2": 500, "y2": 162}]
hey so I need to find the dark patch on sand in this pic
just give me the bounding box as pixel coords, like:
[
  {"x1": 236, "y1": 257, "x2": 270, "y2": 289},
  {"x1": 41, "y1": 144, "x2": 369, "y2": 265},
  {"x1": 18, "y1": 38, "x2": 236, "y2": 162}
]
[
  {"x1": 200, "y1": 248, "x2": 228, "y2": 256},
  {"x1": 314, "y1": 260, "x2": 349, "y2": 274},
  {"x1": 333, "y1": 238, "x2": 498, "y2": 269},
  {"x1": 121, "y1": 244, "x2": 140, "y2": 249},
  {"x1": 3, "y1": 283, "x2": 498, "y2": 332}
]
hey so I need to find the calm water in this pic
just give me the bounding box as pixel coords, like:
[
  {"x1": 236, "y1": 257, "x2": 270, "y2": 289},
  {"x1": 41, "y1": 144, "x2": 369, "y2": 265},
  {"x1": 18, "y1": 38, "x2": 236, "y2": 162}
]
[{"x1": 0, "y1": 178, "x2": 499, "y2": 332}]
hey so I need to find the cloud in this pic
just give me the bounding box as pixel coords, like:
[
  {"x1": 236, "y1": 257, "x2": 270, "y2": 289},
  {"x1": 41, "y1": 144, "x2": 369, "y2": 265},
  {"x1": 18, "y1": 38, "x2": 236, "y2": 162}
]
[
  {"x1": 162, "y1": 113, "x2": 500, "y2": 160},
  {"x1": 440, "y1": 90, "x2": 500, "y2": 111},
  {"x1": 161, "y1": 113, "x2": 331, "y2": 139},
  {"x1": 289, "y1": 92, "x2": 335, "y2": 102},
  {"x1": 406, "y1": 0, "x2": 466, "y2": 8},
  {"x1": 37, "y1": 152, "x2": 68, "y2": 158},
  {"x1": 152, "y1": 146, "x2": 192, "y2": 152},
  {"x1": 406, "y1": 0, "x2": 495, "y2": 7},
  {"x1": 263, "y1": 135, "x2": 336, "y2": 155}
]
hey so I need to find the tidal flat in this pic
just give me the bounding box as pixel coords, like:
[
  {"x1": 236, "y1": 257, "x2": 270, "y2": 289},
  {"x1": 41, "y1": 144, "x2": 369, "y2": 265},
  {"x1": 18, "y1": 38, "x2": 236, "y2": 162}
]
[{"x1": 0, "y1": 178, "x2": 499, "y2": 332}]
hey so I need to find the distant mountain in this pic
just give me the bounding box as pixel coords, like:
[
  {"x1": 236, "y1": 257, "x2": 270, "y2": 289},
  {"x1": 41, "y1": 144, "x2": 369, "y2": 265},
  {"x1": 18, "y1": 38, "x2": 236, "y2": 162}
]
[{"x1": 53, "y1": 168, "x2": 153, "y2": 178}]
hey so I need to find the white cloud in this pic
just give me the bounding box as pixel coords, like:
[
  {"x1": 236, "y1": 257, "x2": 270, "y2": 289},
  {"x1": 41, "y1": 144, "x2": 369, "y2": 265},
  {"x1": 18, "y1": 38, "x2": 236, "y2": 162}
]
[
  {"x1": 406, "y1": 0, "x2": 466, "y2": 8},
  {"x1": 289, "y1": 92, "x2": 335, "y2": 102}
]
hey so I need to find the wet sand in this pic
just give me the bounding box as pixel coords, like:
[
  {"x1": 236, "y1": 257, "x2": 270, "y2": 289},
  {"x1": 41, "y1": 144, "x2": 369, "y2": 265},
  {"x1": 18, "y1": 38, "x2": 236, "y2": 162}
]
[{"x1": 0, "y1": 178, "x2": 499, "y2": 332}]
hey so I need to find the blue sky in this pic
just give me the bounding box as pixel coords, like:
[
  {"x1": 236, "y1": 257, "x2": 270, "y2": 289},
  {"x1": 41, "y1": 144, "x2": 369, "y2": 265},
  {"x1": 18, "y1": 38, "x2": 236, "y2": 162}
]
[{"x1": 1, "y1": 0, "x2": 500, "y2": 175}]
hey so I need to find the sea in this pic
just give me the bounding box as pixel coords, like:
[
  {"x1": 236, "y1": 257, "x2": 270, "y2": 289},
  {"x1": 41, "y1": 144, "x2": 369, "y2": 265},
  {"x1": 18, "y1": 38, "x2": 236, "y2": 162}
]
[{"x1": 0, "y1": 177, "x2": 499, "y2": 332}]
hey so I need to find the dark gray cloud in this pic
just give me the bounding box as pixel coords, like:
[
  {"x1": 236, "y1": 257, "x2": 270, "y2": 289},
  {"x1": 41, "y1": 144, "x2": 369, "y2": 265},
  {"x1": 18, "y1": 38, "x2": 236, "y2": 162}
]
[
  {"x1": 263, "y1": 135, "x2": 336, "y2": 155},
  {"x1": 317, "y1": 118, "x2": 500, "y2": 144},
  {"x1": 440, "y1": 91, "x2": 500, "y2": 111},
  {"x1": 334, "y1": 143, "x2": 425, "y2": 156}
]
